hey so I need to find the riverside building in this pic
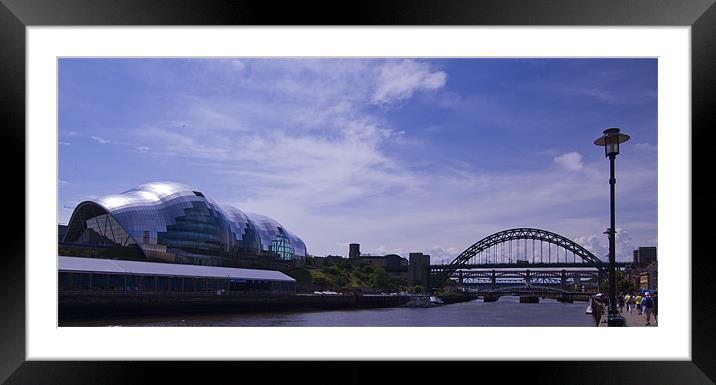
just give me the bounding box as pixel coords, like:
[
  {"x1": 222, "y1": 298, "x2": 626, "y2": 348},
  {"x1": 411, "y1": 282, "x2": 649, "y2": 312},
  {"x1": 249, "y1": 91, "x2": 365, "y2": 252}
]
[{"x1": 61, "y1": 181, "x2": 308, "y2": 268}]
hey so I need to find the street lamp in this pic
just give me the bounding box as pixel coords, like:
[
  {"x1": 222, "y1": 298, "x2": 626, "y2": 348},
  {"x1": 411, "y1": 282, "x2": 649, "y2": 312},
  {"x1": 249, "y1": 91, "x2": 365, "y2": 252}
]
[{"x1": 594, "y1": 127, "x2": 630, "y2": 327}]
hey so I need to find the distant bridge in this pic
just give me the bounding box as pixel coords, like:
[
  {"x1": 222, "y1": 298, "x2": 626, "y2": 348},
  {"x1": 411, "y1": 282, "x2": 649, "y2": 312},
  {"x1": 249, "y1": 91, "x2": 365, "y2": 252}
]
[
  {"x1": 430, "y1": 228, "x2": 628, "y2": 289},
  {"x1": 476, "y1": 285, "x2": 578, "y2": 296}
]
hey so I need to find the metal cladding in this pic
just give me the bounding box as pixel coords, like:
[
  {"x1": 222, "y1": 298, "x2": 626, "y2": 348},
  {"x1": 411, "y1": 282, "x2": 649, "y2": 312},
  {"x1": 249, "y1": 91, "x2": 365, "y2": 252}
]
[
  {"x1": 63, "y1": 181, "x2": 307, "y2": 265},
  {"x1": 59, "y1": 256, "x2": 295, "y2": 282}
]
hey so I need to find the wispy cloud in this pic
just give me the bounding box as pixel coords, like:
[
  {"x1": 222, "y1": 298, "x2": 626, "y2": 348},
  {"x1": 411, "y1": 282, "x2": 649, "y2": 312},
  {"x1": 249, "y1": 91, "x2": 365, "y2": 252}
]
[
  {"x1": 554, "y1": 152, "x2": 584, "y2": 171},
  {"x1": 372, "y1": 60, "x2": 447, "y2": 105},
  {"x1": 90, "y1": 135, "x2": 111, "y2": 144}
]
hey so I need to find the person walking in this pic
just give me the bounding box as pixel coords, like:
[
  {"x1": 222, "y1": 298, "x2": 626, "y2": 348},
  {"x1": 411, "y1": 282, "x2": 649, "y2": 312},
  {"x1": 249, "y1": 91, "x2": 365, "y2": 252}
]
[
  {"x1": 651, "y1": 291, "x2": 658, "y2": 324},
  {"x1": 618, "y1": 293, "x2": 625, "y2": 313},
  {"x1": 635, "y1": 293, "x2": 643, "y2": 315},
  {"x1": 625, "y1": 293, "x2": 632, "y2": 313},
  {"x1": 643, "y1": 292, "x2": 655, "y2": 325}
]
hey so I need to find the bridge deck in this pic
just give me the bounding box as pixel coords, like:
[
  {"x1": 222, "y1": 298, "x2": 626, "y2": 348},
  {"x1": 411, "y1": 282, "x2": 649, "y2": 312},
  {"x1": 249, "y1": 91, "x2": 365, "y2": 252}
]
[{"x1": 431, "y1": 262, "x2": 630, "y2": 269}]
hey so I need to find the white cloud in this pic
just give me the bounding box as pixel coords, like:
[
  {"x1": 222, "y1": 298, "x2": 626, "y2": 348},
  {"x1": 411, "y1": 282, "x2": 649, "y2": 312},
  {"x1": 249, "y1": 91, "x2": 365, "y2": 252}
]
[
  {"x1": 58, "y1": 141, "x2": 71, "y2": 146},
  {"x1": 553, "y1": 151, "x2": 584, "y2": 171},
  {"x1": 372, "y1": 60, "x2": 447, "y2": 105},
  {"x1": 573, "y1": 227, "x2": 635, "y2": 262}
]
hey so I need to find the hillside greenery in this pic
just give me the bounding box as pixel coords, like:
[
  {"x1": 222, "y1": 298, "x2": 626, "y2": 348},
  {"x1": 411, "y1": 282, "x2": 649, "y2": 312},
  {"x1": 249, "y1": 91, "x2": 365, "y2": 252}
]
[{"x1": 288, "y1": 259, "x2": 407, "y2": 292}]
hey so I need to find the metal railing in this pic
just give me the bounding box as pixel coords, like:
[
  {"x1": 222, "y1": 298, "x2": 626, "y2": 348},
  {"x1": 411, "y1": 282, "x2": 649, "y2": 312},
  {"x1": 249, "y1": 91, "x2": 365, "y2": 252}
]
[{"x1": 591, "y1": 296, "x2": 604, "y2": 326}]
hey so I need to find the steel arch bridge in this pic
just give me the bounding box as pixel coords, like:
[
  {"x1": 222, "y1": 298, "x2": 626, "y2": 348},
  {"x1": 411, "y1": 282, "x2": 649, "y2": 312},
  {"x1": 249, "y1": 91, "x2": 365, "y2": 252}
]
[{"x1": 431, "y1": 228, "x2": 607, "y2": 289}]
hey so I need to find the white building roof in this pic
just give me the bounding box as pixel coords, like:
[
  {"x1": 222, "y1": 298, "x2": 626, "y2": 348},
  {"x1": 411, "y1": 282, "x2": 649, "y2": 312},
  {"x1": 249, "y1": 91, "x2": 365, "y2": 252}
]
[{"x1": 58, "y1": 256, "x2": 295, "y2": 282}]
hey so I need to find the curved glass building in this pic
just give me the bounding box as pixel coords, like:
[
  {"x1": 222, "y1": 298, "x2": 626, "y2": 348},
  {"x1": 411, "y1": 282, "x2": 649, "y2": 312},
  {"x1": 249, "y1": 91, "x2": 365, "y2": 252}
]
[{"x1": 63, "y1": 182, "x2": 307, "y2": 266}]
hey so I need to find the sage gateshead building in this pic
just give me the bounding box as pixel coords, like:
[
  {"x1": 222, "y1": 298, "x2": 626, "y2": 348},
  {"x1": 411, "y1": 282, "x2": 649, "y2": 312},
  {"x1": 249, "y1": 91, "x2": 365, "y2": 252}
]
[{"x1": 62, "y1": 181, "x2": 308, "y2": 267}]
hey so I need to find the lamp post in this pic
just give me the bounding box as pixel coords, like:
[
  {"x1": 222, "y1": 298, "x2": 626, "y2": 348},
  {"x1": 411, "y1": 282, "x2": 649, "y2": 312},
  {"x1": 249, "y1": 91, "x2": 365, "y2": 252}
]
[{"x1": 594, "y1": 127, "x2": 629, "y2": 327}]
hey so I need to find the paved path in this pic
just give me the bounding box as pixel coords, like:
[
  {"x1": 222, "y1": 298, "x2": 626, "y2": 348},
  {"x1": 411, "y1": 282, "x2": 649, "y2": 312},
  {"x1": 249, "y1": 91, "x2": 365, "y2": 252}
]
[{"x1": 598, "y1": 306, "x2": 658, "y2": 327}]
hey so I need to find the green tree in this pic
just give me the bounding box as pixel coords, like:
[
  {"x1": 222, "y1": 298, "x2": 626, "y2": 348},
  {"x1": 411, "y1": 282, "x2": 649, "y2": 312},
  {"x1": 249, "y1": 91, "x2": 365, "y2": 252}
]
[
  {"x1": 369, "y1": 268, "x2": 391, "y2": 290},
  {"x1": 337, "y1": 259, "x2": 353, "y2": 270},
  {"x1": 288, "y1": 268, "x2": 312, "y2": 283},
  {"x1": 313, "y1": 276, "x2": 330, "y2": 290},
  {"x1": 411, "y1": 284, "x2": 425, "y2": 294}
]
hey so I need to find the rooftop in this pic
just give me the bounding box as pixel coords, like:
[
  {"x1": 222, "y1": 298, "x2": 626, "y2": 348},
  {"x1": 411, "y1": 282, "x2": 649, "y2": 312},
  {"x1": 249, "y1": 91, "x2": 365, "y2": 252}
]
[{"x1": 58, "y1": 256, "x2": 295, "y2": 282}]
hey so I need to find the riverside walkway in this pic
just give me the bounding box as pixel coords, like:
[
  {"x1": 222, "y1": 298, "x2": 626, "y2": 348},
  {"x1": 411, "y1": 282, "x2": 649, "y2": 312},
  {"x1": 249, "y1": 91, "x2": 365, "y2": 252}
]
[{"x1": 598, "y1": 307, "x2": 658, "y2": 327}]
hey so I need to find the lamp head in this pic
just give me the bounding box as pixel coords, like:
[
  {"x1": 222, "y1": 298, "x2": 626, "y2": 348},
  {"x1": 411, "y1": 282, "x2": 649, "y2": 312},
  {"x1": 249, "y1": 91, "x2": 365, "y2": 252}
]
[{"x1": 594, "y1": 127, "x2": 630, "y2": 157}]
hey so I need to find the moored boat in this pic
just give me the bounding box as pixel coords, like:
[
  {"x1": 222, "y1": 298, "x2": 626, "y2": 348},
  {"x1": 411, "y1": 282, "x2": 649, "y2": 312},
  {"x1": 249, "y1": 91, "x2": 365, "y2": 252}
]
[{"x1": 404, "y1": 296, "x2": 435, "y2": 308}]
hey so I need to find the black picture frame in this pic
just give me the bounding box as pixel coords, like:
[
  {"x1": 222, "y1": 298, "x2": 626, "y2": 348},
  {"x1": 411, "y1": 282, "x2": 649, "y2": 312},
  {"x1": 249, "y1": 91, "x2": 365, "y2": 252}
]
[{"x1": 1, "y1": 0, "x2": 714, "y2": 383}]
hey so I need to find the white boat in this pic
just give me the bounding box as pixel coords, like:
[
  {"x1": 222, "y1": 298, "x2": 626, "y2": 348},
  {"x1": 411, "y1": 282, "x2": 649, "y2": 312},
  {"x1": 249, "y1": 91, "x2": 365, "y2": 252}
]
[
  {"x1": 585, "y1": 304, "x2": 593, "y2": 314},
  {"x1": 405, "y1": 296, "x2": 434, "y2": 308},
  {"x1": 429, "y1": 296, "x2": 444, "y2": 305}
]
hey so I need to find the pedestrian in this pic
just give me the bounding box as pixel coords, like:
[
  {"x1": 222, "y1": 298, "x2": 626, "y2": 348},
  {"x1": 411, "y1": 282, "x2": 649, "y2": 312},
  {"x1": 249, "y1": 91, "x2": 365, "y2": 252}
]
[
  {"x1": 643, "y1": 292, "x2": 655, "y2": 325},
  {"x1": 625, "y1": 293, "x2": 632, "y2": 313},
  {"x1": 635, "y1": 293, "x2": 643, "y2": 314},
  {"x1": 618, "y1": 293, "x2": 624, "y2": 312},
  {"x1": 652, "y1": 291, "x2": 658, "y2": 324}
]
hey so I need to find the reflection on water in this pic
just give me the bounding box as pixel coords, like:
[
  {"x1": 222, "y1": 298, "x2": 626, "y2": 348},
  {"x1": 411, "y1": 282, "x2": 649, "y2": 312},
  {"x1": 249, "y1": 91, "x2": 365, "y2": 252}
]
[{"x1": 62, "y1": 296, "x2": 594, "y2": 327}]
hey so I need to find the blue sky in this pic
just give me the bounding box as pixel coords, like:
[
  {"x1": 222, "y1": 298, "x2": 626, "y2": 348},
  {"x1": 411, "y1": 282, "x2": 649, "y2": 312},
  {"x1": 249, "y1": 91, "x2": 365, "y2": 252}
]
[{"x1": 58, "y1": 58, "x2": 657, "y2": 262}]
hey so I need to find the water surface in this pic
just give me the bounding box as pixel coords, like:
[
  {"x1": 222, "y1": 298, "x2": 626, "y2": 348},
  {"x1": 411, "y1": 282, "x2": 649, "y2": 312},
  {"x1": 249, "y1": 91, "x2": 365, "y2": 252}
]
[{"x1": 62, "y1": 296, "x2": 594, "y2": 327}]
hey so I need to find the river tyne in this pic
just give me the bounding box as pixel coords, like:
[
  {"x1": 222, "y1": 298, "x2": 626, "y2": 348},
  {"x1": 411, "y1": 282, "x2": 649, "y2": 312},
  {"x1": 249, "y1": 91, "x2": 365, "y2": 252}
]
[{"x1": 62, "y1": 296, "x2": 594, "y2": 327}]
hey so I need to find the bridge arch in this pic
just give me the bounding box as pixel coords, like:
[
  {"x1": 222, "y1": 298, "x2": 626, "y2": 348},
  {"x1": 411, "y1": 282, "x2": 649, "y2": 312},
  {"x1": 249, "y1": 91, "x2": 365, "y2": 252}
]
[{"x1": 433, "y1": 228, "x2": 606, "y2": 288}]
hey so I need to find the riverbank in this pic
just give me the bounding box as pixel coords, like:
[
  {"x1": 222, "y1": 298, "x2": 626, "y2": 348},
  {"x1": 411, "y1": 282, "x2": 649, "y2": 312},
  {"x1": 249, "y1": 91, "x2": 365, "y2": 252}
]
[{"x1": 59, "y1": 293, "x2": 412, "y2": 321}]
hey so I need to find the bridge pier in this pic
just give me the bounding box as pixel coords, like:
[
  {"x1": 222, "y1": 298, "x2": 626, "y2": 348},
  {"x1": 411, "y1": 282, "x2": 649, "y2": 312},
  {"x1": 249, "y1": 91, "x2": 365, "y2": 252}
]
[
  {"x1": 560, "y1": 269, "x2": 567, "y2": 292},
  {"x1": 484, "y1": 293, "x2": 500, "y2": 302},
  {"x1": 520, "y1": 295, "x2": 539, "y2": 303},
  {"x1": 557, "y1": 294, "x2": 574, "y2": 303},
  {"x1": 491, "y1": 270, "x2": 496, "y2": 289}
]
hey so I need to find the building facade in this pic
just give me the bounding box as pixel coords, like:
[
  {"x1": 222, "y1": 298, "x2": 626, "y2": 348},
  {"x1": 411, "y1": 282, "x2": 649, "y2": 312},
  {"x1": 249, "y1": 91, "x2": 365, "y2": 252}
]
[
  {"x1": 633, "y1": 246, "x2": 657, "y2": 267},
  {"x1": 345, "y1": 244, "x2": 408, "y2": 273},
  {"x1": 62, "y1": 181, "x2": 307, "y2": 267},
  {"x1": 58, "y1": 256, "x2": 296, "y2": 296},
  {"x1": 408, "y1": 252, "x2": 431, "y2": 288}
]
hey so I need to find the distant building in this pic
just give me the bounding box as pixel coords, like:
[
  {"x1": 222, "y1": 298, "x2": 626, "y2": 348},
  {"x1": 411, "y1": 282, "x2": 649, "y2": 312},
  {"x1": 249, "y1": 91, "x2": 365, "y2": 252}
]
[
  {"x1": 349, "y1": 243, "x2": 361, "y2": 259},
  {"x1": 642, "y1": 261, "x2": 658, "y2": 290},
  {"x1": 346, "y1": 244, "x2": 408, "y2": 273},
  {"x1": 408, "y1": 252, "x2": 431, "y2": 288},
  {"x1": 633, "y1": 246, "x2": 657, "y2": 267},
  {"x1": 326, "y1": 255, "x2": 345, "y2": 265},
  {"x1": 358, "y1": 255, "x2": 388, "y2": 268},
  {"x1": 312, "y1": 256, "x2": 326, "y2": 266},
  {"x1": 627, "y1": 247, "x2": 657, "y2": 292}
]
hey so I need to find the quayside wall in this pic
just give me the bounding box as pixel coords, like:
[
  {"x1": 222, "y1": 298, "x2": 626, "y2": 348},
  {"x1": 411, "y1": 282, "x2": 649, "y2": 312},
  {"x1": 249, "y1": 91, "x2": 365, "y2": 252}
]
[{"x1": 58, "y1": 293, "x2": 411, "y2": 320}]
